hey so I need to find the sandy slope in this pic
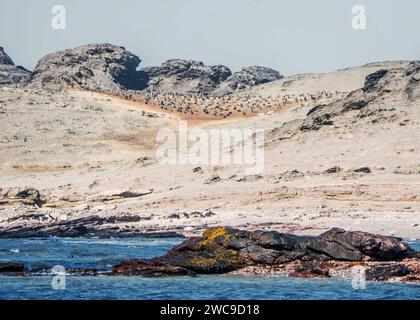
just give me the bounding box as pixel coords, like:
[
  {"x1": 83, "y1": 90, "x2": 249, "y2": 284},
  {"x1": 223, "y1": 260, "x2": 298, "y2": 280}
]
[
  {"x1": 240, "y1": 61, "x2": 411, "y2": 97},
  {"x1": 0, "y1": 62, "x2": 419, "y2": 239}
]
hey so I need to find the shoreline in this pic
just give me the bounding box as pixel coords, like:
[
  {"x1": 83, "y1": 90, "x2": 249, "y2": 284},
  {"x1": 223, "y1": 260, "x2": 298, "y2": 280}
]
[
  {"x1": 0, "y1": 211, "x2": 418, "y2": 241},
  {"x1": 1, "y1": 227, "x2": 419, "y2": 285}
]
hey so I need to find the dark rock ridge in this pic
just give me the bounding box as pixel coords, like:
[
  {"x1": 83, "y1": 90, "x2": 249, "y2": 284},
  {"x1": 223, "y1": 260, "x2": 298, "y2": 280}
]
[
  {"x1": 29, "y1": 43, "x2": 145, "y2": 92},
  {"x1": 25, "y1": 43, "x2": 282, "y2": 95},
  {"x1": 112, "y1": 227, "x2": 419, "y2": 276},
  {"x1": 141, "y1": 61, "x2": 282, "y2": 96},
  {"x1": 213, "y1": 66, "x2": 283, "y2": 96},
  {"x1": 0, "y1": 47, "x2": 32, "y2": 85},
  {"x1": 0, "y1": 215, "x2": 183, "y2": 238},
  {"x1": 140, "y1": 59, "x2": 232, "y2": 95},
  {"x1": 1, "y1": 227, "x2": 418, "y2": 282}
]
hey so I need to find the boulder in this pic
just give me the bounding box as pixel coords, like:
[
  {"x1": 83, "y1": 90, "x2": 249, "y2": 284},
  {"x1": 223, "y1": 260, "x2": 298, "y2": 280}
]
[
  {"x1": 140, "y1": 59, "x2": 232, "y2": 95},
  {"x1": 29, "y1": 43, "x2": 145, "y2": 92},
  {"x1": 213, "y1": 66, "x2": 282, "y2": 96},
  {"x1": 302, "y1": 228, "x2": 412, "y2": 261},
  {"x1": 363, "y1": 69, "x2": 388, "y2": 92},
  {"x1": 2, "y1": 187, "x2": 47, "y2": 207}
]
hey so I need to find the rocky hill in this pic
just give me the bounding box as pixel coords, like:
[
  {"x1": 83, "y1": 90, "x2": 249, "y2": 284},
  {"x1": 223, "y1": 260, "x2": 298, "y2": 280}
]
[
  {"x1": 28, "y1": 43, "x2": 145, "y2": 93},
  {"x1": 139, "y1": 59, "x2": 232, "y2": 95},
  {"x1": 264, "y1": 61, "x2": 420, "y2": 143},
  {"x1": 0, "y1": 43, "x2": 282, "y2": 95},
  {"x1": 140, "y1": 60, "x2": 282, "y2": 96}
]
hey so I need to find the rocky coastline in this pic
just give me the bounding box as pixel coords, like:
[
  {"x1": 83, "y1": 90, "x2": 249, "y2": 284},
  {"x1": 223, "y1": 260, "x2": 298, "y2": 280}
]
[
  {"x1": 1, "y1": 227, "x2": 419, "y2": 284},
  {"x1": 1, "y1": 44, "x2": 419, "y2": 287}
]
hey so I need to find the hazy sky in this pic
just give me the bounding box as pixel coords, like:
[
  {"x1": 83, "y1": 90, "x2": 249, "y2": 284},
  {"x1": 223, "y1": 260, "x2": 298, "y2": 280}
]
[{"x1": 1, "y1": 0, "x2": 419, "y2": 75}]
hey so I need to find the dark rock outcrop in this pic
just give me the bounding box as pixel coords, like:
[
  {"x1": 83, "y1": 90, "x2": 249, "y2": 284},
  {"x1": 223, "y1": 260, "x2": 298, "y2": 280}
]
[
  {"x1": 363, "y1": 69, "x2": 388, "y2": 92},
  {"x1": 0, "y1": 47, "x2": 32, "y2": 85},
  {"x1": 0, "y1": 227, "x2": 418, "y2": 283},
  {"x1": 4, "y1": 43, "x2": 281, "y2": 95},
  {"x1": 140, "y1": 59, "x2": 232, "y2": 95},
  {"x1": 0, "y1": 215, "x2": 183, "y2": 238},
  {"x1": 405, "y1": 61, "x2": 420, "y2": 101},
  {"x1": 113, "y1": 259, "x2": 196, "y2": 277},
  {"x1": 2, "y1": 187, "x2": 47, "y2": 207},
  {"x1": 0, "y1": 263, "x2": 25, "y2": 275},
  {"x1": 0, "y1": 47, "x2": 14, "y2": 65},
  {"x1": 112, "y1": 227, "x2": 418, "y2": 276},
  {"x1": 140, "y1": 61, "x2": 282, "y2": 96},
  {"x1": 29, "y1": 43, "x2": 145, "y2": 92},
  {"x1": 0, "y1": 65, "x2": 32, "y2": 85},
  {"x1": 213, "y1": 66, "x2": 282, "y2": 96}
]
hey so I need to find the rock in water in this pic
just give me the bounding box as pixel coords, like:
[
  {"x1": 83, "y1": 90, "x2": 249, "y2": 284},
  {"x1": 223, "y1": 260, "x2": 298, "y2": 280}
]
[
  {"x1": 213, "y1": 66, "x2": 283, "y2": 96},
  {"x1": 29, "y1": 43, "x2": 145, "y2": 93},
  {"x1": 140, "y1": 59, "x2": 232, "y2": 95},
  {"x1": 112, "y1": 227, "x2": 418, "y2": 276},
  {"x1": 0, "y1": 47, "x2": 32, "y2": 86},
  {"x1": 0, "y1": 263, "x2": 25, "y2": 273}
]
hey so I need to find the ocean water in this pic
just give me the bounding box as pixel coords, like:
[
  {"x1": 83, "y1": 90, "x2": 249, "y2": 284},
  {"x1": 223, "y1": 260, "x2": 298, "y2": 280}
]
[{"x1": 0, "y1": 237, "x2": 418, "y2": 300}]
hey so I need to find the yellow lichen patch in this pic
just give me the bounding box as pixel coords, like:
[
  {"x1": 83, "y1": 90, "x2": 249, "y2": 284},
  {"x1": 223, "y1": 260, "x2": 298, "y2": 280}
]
[
  {"x1": 186, "y1": 256, "x2": 217, "y2": 268},
  {"x1": 184, "y1": 249, "x2": 245, "y2": 272},
  {"x1": 201, "y1": 227, "x2": 229, "y2": 247}
]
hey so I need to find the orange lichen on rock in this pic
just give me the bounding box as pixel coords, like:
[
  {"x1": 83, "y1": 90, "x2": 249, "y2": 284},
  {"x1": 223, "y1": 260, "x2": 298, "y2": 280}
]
[{"x1": 200, "y1": 227, "x2": 230, "y2": 247}]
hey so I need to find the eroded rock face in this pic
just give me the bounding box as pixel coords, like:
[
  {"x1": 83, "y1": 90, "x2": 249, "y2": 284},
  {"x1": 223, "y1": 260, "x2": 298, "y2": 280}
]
[
  {"x1": 300, "y1": 61, "x2": 420, "y2": 131},
  {"x1": 405, "y1": 61, "x2": 420, "y2": 101},
  {"x1": 140, "y1": 59, "x2": 232, "y2": 95},
  {"x1": 140, "y1": 61, "x2": 282, "y2": 96},
  {"x1": 213, "y1": 66, "x2": 283, "y2": 96},
  {"x1": 112, "y1": 227, "x2": 418, "y2": 276},
  {"x1": 0, "y1": 215, "x2": 183, "y2": 238},
  {"x1": 363, "y1": 69, "x2": 388, "y2": 92},
  {"x1": 0, "y1": 65, "x2": 32, "y2": 85},
  {"x1": 6, "y1": 43, "x2": 281, "y2": 95},
  {"x1": 0, "y1": 47, "x2": 32, "y2": 85},
  {"x1": 0, "y1": 47, "x2": 14, "y2": 65},
  {"x1": 1, "y1": 187, "x2": 47, "y2": 207},
  {"x1": 29, "y1": 43, "x2": 145, "y2": 92}
]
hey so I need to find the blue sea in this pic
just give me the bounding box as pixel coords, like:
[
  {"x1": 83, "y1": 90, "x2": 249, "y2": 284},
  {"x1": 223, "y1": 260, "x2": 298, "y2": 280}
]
[{"x1": 0, "y1": 237, "x2": 419, "y2": 300}]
